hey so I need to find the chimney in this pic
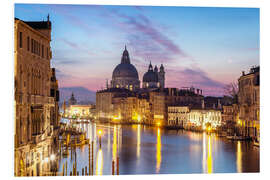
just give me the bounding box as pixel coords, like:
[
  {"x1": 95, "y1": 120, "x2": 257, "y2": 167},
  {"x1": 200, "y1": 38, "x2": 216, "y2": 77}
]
[{"x1": 242, "y1": 71, "x2": 245, "y2": 76}]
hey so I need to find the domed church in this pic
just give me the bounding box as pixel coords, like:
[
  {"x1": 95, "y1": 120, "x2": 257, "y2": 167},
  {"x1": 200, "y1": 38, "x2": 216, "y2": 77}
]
[
  {"x1": 143, "y1": 62, "x2": 165, "y2": 89},
  {"x1": 111, "y1": 46, "x2": 140, "y2": 91}
]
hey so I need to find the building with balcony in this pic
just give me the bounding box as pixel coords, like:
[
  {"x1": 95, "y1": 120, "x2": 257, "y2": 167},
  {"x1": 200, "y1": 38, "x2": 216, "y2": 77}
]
[
  {"x1": 238, "y1": 66, "x2": 260, "y2": 142},
  {"x1": 14, "y1": 16, "x2": 59, "y2": 176}
]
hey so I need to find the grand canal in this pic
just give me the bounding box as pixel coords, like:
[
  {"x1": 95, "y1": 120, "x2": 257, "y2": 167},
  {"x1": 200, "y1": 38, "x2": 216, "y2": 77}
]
[{"x1": 57, "y1": 120, "x2": 259, "y2": 175}]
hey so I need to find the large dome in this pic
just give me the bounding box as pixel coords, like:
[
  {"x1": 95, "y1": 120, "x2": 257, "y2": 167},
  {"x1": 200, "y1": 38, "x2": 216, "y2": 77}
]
[
  {"x1": 112, "y1": 63, "x2": 139, "y2": 79},
  {"x1": 143, "y1": 71, "x2": 159, "y2": 82}
]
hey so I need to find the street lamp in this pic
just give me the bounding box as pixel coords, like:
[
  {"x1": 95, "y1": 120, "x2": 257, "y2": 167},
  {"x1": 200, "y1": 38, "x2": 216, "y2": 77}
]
[
  {"x1": 50, "y1": 154, "x2": 55, "y2": 161},
  {"x1": 97, "y1": 129, "x2": 103, "y2": 148}
]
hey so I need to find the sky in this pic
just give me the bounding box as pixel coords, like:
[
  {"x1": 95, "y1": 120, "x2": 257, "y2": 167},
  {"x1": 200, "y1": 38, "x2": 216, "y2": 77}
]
[{"x1": 14, "y1": 4, "x2": 260, "y2": 96}]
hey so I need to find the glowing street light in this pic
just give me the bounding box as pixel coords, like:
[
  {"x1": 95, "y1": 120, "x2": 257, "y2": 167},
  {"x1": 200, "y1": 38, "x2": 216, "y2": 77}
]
[
  {"x1": 97, "y1": 129, "x2": 103, "y2": 148},
  {"x1": 44, "y1": 157, "x2": 49, "y2": 163},
  {"x1": 50, "y1": 154, "x2": 55, "y2": 161}
]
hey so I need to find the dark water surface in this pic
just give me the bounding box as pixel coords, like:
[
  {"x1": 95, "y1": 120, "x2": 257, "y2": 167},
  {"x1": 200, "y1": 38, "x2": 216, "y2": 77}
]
[{"x1": 58, "y1": 121, "x2": 259, "y2": 175}]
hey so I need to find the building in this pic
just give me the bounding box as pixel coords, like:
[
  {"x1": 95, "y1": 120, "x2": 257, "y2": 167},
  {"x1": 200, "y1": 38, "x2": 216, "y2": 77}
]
[
  {"x1": 238, "y1": 66, "x2": 260, "y2": 142},
  {"x1": 68, "y1": 92, "x2": 77, "y2": 106},
  {"x1": 168, "y1": 106, "x2": 189, "y2": 127},
  {"x1": 188, "y1": 107, "x2": 222, "y2": 131},
  {"x1": 96, "y1": 48, "x2": 210, "y2": 127},
  {"x1": 221, "y1": 104, "x2": 239, "y2": 135},
  {"x1": 168, "y1": 99, "x2": 223, "y2": 131},
  {"x1": 96, "y1": 88, "x2": 132, "y2": 121},
  {"x1": 65, "y1": 104, "x2": 96, "y2": 118},
  {"x1": 14, "y1": 16, "x2": 59, "y2": 176},
  {"x1": 142, "y1": 62, "x2": 165, "y2": 89},
  {"x1": 111, "y1": 46, "x2": 140, "y2": 91}
]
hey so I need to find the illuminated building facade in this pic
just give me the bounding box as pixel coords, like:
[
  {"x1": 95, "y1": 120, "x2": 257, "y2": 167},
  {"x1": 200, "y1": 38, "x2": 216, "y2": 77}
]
[
  {"x1": 168, "y1": 106, "x2": 189, "y2": 127},
  {"x1": 14, "y1": 16, "x2": 59, "y2": 176},
  {"x1": 110, "y1": 46, "x2": 140, "y2": 91},
  {"x1": 168, "y1": 101, "x2": 222, "y2": 131},
  {"x1": 238, "y1": 66, "x2": 260, "y2": 142},
  {"x1": 188, "y1": 108, "x2": 222, "y2": 131},
  {"x1": 222, "y1": 104, "x2": 239, "y2": 135},
  {"x1": 65, "y1": 104, "x2": 96, "y2": 118}
]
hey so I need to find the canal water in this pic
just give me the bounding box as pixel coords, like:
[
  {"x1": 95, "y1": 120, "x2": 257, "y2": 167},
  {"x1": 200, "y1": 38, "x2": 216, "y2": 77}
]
[{"x1": 58, "y1": 120, "x2": 259, "y2": 175}]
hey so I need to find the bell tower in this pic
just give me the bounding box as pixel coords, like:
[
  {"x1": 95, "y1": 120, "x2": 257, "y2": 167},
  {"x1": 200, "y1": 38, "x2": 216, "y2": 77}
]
[{"x1": 158, "y1": 64, "x2": 165, "y2": 88}]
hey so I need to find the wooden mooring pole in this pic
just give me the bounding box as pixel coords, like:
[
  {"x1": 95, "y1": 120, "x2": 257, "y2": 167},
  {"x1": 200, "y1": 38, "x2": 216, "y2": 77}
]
[{"x1": 112, "y1": 160, "x2": 115, "y2": 175}]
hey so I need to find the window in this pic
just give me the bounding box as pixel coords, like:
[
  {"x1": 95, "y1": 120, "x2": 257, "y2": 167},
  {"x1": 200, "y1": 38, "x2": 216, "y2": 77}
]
[
  {"x1": 27, "y1": 36, "x2": 30, "y2": 51},
  {"x1": 31, "y1": 39, "x2": 33, "y2": 53},
  {"x1": 42, "y1": 45, "x2": 44, "y2": 58},
  {"x1": 19, "y1": 32, "x2": 22, "y2": 48},
  {"x1": 46, "y1": 47, "x2": 48, "y2": 59}
]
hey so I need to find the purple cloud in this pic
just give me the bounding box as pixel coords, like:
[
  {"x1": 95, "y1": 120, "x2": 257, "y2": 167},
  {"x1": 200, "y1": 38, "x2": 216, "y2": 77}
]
[
  {"x1": 110, "y1": 10, "x2": 186, "y2": 60},
  {"x1": 165, "y1": 67, "x2": 226, "y2": 96}
]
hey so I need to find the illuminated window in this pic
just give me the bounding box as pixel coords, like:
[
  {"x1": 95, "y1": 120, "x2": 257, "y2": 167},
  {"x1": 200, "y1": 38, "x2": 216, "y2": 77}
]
[
  {"x1": 116, "y1": 85, "x2": 119, "y2": 88},
  {"x1": 129, "y1": 85, "x2": 133, "y2": 91},
  {"x1": 146, "y1": 83, "x2": 149, "y2": 87}
]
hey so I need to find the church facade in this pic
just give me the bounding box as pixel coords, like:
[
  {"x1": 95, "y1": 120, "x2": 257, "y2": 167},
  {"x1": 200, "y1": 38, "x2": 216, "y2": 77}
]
[{"x1": 110, "y1": 46, "x2": 165, "y2": 91}]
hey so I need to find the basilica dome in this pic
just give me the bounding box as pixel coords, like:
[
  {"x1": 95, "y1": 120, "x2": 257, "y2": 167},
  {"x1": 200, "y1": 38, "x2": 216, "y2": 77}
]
[
  {"x1": 143, "y1": 63, "x2": 159, "y2": 82},
  {"x1": 112, "y1": 63, "x2": 139, "y2": 79},
  {"x1": 143, "y1": 71, "x2": 159, "y2": 82},
  {"x1": 111, "y1": 46, "x2": 140, "y2": 91}
]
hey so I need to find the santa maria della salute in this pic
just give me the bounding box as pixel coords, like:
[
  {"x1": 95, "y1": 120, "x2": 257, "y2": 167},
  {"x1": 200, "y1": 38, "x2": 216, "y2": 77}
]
[
  {"x1": 110, "y1": 46, "x2": 165, "y2": 91},
  {"x1": 96, "y1": 46, "x2": 204, "y2": 125}
]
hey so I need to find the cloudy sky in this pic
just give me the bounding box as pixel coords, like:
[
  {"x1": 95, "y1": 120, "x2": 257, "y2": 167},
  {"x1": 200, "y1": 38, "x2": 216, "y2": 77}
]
[{"x1": 15, "y1": 4, "x2": 259, "y2": 96}]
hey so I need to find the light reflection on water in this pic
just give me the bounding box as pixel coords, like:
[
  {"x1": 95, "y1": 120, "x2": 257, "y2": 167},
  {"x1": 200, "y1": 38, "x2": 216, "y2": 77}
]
[
  {"x1": 58, "y1": 121, "x2": 259, "y2": 175},
  {"x1": 156, "y1": 128, "x2": 162, "y2": 173},
  {"x1": 237, "y1": 141, "x2": 242, "y2": 173}
]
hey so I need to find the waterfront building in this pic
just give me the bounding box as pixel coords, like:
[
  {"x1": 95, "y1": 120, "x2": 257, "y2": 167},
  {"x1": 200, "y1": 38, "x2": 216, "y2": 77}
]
[
  {"x1": 111, "y1": 46, "x2": 140, "y2": 91},
  {"x1": 14, "y1": 16, "x2": 59, "y2": 176},
  {"x1": 168, "y1": 99, "x2": 222, "y2": 131},
  {"x1": 188, "y1": 105, "x2": 222, "y2": 131},
  {"x1": 96, "y1": 88, "x2": 132, "y2": 121},
  {"x1": 66, "y1": 104, "x2": 96, "y2": 118},
  {"x1": 168, "y1": 106, "x2": 189, "y2": 127},
  {"x1": 238, "y1": 66, "x2": 260, "y2": 141},
  {"x1": 221, "y1": 104, "x2": 239, "y2": 135}
]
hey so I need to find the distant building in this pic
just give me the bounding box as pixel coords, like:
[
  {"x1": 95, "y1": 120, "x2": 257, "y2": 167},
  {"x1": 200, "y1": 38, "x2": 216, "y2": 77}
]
[
  {"x1": 111, "y1": 46, "x2": 140, "y2": 91},
  {"x1": 68, "y1": 92, "x2": 77, "y2": 106},
  {"x1": 142, "y1": 62, "x2": 165, "y2": 89},
  {"x1": 168, "y1": 106, "x2": 189, "y2": 127},
  {"x1": 66, "y1": 104, "x2": 96, "y2": 118},
  {"x1": 238, "y1": 66, "x2": 260, "y2": 142},
  {"x1": 221, "y1": 104, "x2": 239, "y2": 135},
  {"x1": 168, "y1": 99, "x2": 222, "y2": 131},
  {"x1": 14, "y1": 16, "x2": 59, "y2": 176}
]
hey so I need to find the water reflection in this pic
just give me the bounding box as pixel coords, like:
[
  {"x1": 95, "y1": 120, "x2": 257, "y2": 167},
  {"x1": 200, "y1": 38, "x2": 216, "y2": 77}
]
[
  {"x1": 207, "y1": 135, "x2": 213, "y2": 173},
  {"x1": 113, "y1": 126, "x2": 117, "y2": 161},
  {"x1": 137, "y1": 125, "x2": 141, "y2": 158},
  {"x1": 156, "y1": 128, "x2": 162, "y2": 173},
  {"x1": 57, "y1": 121, "x2": 259, "y2": 175},
  {"x1": 236, "y1": 141, "x2": 242, "y2": 173},
  {"x1": 96, "y1": 149, "x2": 103, "y2": 175},
  {"x1": 202, "y1": 133, "x2": 213, "y2": 173}
]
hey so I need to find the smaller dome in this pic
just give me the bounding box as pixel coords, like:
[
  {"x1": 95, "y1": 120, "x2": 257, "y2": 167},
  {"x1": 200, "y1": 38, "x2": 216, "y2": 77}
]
[{"x1": 143, "y1": 71, "x2": 159, "y2": 82}]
